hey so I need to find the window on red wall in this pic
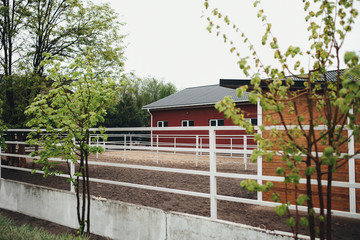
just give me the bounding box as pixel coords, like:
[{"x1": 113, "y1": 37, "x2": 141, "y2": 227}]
[
  {"x1": 157, "y1": 121, "x2": 168, "y2": 127},
  {"x1": 181, "y1": 120, "x2": 194, "y2": 127},
  {"x1": 245, "y1": 118, "x2": 258, "y2": 125},
  {"x1": 209, "y1": 119, "x2": 224, "y2": 126}
]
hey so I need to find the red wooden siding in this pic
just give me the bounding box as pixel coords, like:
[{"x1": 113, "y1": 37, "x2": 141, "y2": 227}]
[
  {"x1": 150, "y1": 104, "x2": 256, "y2": 127},
  {"x1": 149, "y1": 104, "x2": 257, "y2": 149},
  {"x1": 261, "y1": 94, "x2": 359, "y2": 213}
]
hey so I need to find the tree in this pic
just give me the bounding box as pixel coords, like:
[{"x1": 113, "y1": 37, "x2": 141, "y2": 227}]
[
  {"x1": 25, "y1": 0, "x2": 125, "y2": 77},
  {"x1": 104, "y1": 75, "x2": 177, "y2": 127},
  {"x1": 0, "y1": 0, "x2": 125, "y2": 128},
  {"x1": 204, "y1": 0, "x2": 359, "y2": 239},
  {"x1": 138, "y1": 77, "x2": 177, "y2": 105},
  {"x1": 0, "y1": 0, "x2": 31, "y2": 76},
  {"x1": 0, "y1": 0, "x2": 32, "y2": 127},
  {"x1": 25, "y1": 53, "x2": 117, "y2": 235},
  {"x1": 0, "y1": 74, "x2": 44, "y2": 127}
]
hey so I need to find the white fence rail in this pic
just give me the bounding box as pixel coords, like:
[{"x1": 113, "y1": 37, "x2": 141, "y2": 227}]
[{"x1": 1, "y1": 126, "x2": 360, "y2": 220}]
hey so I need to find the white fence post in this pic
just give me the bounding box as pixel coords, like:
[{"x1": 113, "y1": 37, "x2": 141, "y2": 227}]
[
  {"x1": 348, "y1": 108, "x2": 356, "y2": 213},
  {"x1": 209, "y1": 128, "x2": 217, "y2": 219},
  {"x1": 150, "y1": 130, "x2": 153, "y2": 149},
  {"x1": 257, "y1": 98, "x2": 263, "y2": 201},
  {"x1": 195, "y1": 135, "x2": 199, "y2": 167},
  {"x1": 230, "y1": 138, "x2": 233, "y2": 157},
  {"x1": 70, "y1": 161, "x2": 75, "y2": 192},
  {"x1": 123, "y1": 134, "x2": 126, "y2": 161},
  {"x1": 174, "y1": 137, "x2": 176, "y2": 154},
  {"x1": 130, "y1": 135, "x2": 132, "y2": 151},
  {"x1": 103, "y1": 137, "x2": 106, "y2": 153},
  {"x1": 200, "y1": 137, "x2": 202, "y2": 155},
  {"x1": 156, "y1": 135, "x2": 159, "y2": 164},
  {"x1": 244, "y1": 135, "x2": 248, "y2": 170},
  {"x1": 96, "y1": 134, "x2": 99, "y2": 159}
]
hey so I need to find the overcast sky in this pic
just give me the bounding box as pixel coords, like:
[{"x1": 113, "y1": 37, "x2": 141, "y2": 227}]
[{"x1": 98, "y1": 0, "x2": 360, "y2": 90}]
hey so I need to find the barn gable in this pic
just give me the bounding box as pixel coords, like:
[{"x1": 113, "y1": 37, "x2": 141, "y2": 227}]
[
  {"x1": 142, "y1": 84, "x2": 256, "y2": 128},
  {"x1": 143, "y1": 84, "x2": 249, "y2": 110}
]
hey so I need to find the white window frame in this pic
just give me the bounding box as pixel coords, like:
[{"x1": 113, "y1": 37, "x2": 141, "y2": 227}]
[
  {"x1": 209, "y1": 119, "x2": 224, "y2": 126},
  {"x1": 157, "y1": 121, "x2": 168, "y2": 127},
  {"x1": 245, "y1": 118, "x2": 258, "y2": 125},
  {"x1": 181, "y1": 120, "x2": 194, "y2": 127}
]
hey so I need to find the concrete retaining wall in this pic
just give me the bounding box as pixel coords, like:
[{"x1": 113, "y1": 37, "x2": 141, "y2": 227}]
[{"x1": 0, "y1": 179, "x2": 301, "y2": 240}]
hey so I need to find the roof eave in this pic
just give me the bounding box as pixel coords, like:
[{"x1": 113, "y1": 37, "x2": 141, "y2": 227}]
[
  {"x1": 142, "y1": 99, "x2": 249, "y2": 111},
  {"x1": 220, "y1": 79, "x2": 307, "y2": 90}
]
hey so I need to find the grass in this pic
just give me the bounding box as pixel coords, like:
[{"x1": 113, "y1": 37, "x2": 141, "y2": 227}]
[{"x1": 0, "y1": 213, "x2": 90, "y2": 240}]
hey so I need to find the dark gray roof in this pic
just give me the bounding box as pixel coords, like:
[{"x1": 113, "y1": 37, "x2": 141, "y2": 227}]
[
  {"x1": 290, "y1": 69, "x2": 342, "y2": 81},
  {"x1": 220, "y1": 69, "x2": 345, "y2": 89},
  {"x1": 143, "y1": 84, "x2": 249, "y2": 110}
]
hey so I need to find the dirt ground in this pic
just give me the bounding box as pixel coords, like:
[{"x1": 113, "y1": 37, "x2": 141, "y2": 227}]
[{"x1": 1, "y1": 150, "x2": 360, "y2": 239}]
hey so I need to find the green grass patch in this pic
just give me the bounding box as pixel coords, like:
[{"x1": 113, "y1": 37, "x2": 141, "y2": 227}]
[{"x1": 0, "y1": 213, "x2": 90, "y2": 240}]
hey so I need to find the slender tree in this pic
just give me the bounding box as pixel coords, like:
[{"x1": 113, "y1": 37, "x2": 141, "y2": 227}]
[
  {"x1": 204, "y1": 0, "x2": 359, "y2": 239},
  {"x1": 26, "y1": 53, "x2": 117, "y2": 235}
]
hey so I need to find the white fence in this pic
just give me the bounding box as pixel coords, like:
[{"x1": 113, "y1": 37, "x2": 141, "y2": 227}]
[{"x1": 1, "y1": 126, "x2": 360, "y2": 220}]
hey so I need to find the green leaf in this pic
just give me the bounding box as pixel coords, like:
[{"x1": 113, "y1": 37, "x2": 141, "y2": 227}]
[
  {"x1": 300, "y1": 217, "x2": 309, "y2": 227},
  {"x1": 271, "y1": 193, "x2": 280, "y2": 202},
  {"x1": 296, "y1": 195, "x2": 309, "y2": 205},
  {"x1": 204, "y1": 1, "x2": 209, "y2": 9},
  {"x1": 294, "y1": 155, "x2": 303, "y2": 162},
  {"x1": 323, "y1": 146, "x2": 334, "y2": 157},
  {"x1": 286, "y1": 217, "x2": 296, "y2": 227},
  {"x1": 274, "y1": 50, "x2": 281, "y2": 59},
  {"x1": 305, "y1": 167, "x2": 316, "y2": 175},
  {"x1": 275, "y1": 204, "x2": 287, "y2": 217}
]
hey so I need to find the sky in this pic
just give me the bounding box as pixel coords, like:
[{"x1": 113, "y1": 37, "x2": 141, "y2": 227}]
[{"x1": 97, "y1": 0, "x2": 360, "y2": 90}]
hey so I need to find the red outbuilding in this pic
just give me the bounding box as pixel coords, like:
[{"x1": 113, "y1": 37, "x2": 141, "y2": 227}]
[{"x1": 143, "y1": 84, "x2": 257, "y2": 149}]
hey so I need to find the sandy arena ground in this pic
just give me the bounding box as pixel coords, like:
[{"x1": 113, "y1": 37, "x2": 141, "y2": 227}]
[{"x1": 1, "y1": 150, "x2": 360, "y2": 239}]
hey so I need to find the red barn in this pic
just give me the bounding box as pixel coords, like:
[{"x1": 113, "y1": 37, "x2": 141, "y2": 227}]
[
  {"x1": 219, "y1": 70, "x2": 360, "y2": 214},
  {"x1": 143, "y1": 84, "x2": 257, "y2": 149}
]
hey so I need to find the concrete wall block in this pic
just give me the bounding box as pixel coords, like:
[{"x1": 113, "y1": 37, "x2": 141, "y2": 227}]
[
  {"x1": 90, "y1": 197, "x2": 166, "y2": 240},
  {"x1": 0, "y1": 179, "x2": 167, "y2": 240},
  {"x1": 0, "y1": 179, "x2": 78, "y2": 228},
  {"x1": 166, "y1": 212, "x2": 298, "y2": 240},
  {"x1": 1, "y1": 179, "x2": 304, "y2": 240}
]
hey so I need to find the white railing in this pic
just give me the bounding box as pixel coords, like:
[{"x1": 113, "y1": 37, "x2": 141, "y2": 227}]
[{"x1": 1, "y1": 126, "x2": 360, "y2": 220}]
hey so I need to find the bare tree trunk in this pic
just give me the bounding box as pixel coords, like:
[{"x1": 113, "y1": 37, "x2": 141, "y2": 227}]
[
  {"x1": 316, "y1": 162, "x2": 325, "y2": 240},
  {"x1": 85, "y1": 130, "x2": 91, "y2": 233},
  {"x1": 81, "y1": 145, "x2": 86, "y2": 235},
  {"x1": 326, "y1": 166, "x2": 333, "y2": 240},
  {"x1": 306, "y1": 156, "x2": 316, "y2": 240},
  {"x1": 85, "y1": 152, "x2": 90, "y2": 233}
]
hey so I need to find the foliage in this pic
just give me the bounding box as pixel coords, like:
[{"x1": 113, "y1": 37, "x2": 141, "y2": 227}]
[
  {"x1": 0, "y1": 0, "x2": 125, "y2": 128},
  {"x1": 204, "y1": 0, "x2": 359, "y2": 239},
  {"x1": 104, "y1": 74, "x2": 177, "y2": 127},
  {"x1": 0, "y1": 74, "x2": 45, "y2": 127},
  {"x1": 24, "y1": 0, "x2": 125, "y2": 77},
  {"x1": 25, "y1": 53, "x2": 117, "y2": 235},
  {"x1": 0, "y1": 213, "x2": 90, "y2": 240},
  {"x1": 0, "y1": 0, "x2": 30, "y2": 76}
]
